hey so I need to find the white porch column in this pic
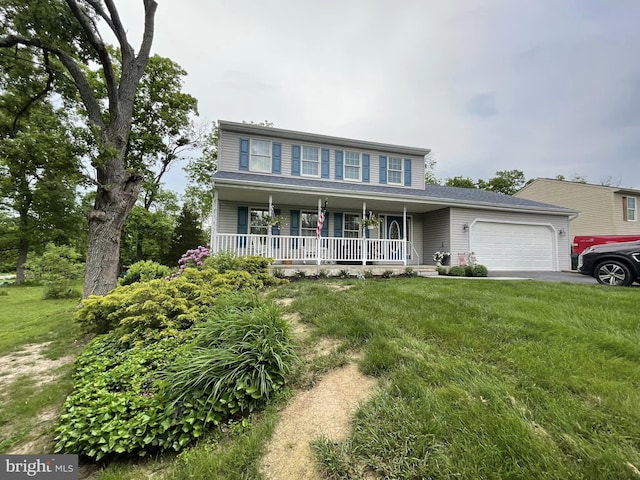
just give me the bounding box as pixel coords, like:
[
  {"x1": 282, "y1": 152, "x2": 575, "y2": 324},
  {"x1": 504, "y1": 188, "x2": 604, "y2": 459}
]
[
  {"x1": 317, "y1": 198, "x2": 322, "y2": 265},
  {"x1": 403, "y1": 205, "x2": 407, "y2": 266},
  {"x1": 268, "y1": 195, "x2": 273, "y2": 258},
  {"x1": 210, "y1": 185, "x2": 219, "y2": 252},
  {"x1": 362, "y1": 202, "x2": 367, "y2": 265}
]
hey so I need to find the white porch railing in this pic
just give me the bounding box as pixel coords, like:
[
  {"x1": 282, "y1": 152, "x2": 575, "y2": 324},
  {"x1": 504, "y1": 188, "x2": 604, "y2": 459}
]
[{"x1": 213, "y1": 234, "x2": 409, "y2": 265}]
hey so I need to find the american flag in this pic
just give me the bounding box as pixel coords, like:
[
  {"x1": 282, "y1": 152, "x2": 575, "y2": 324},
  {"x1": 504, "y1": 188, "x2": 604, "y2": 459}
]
[{"x1": 315, "y1": 201, "x2": 327, "y2": 238}]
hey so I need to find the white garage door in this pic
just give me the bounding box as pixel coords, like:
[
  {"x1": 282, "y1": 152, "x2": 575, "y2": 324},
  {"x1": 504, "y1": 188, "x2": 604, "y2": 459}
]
[{"x1": 469, "y1": 222, "x2": 555, "y2": 270}]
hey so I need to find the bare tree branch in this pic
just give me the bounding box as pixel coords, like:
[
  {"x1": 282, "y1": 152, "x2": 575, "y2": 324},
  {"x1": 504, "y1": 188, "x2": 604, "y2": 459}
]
[
  {"x1": 65, "y1": 0, "x2": 118, "y2": 121},
  {"x1": 102, "y1": 0, "x2": 134, "y2": 59}
]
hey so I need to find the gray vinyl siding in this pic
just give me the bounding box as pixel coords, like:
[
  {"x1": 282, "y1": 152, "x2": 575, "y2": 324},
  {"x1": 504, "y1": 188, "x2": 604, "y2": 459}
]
[
  {"x1": 218, "y1": 130, "x2": 425, "y2": 190},
  {"x1": 422, "y1": 208, "x2": 451, "y2": 265},
  {"x1": 449, "y1": 208, "x2": 571, "y2": 270}
]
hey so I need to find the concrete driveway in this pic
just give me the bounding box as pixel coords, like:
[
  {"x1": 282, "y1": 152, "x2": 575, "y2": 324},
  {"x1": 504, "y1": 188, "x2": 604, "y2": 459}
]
[{"x1": 488, "y1": 270, "x2": 599, "y2": 285}]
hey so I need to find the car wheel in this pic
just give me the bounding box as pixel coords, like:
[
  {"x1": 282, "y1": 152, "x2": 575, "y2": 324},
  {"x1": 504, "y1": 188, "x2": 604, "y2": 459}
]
[{"x1": 594, "y1": 260, "x2": 633, "y2": 286}]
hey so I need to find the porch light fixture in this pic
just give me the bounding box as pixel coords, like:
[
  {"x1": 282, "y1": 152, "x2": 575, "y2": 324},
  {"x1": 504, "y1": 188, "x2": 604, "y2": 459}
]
[
  {"x1": 558, "y1": 228, "x2": 565, "y2": 236},
  {"x1": 463, "y1": 223, "x2": 469, "y2": 231}
]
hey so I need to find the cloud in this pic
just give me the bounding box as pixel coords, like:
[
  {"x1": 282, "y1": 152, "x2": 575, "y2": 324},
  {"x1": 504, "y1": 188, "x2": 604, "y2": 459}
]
[{"x1": 465, "y1": 93, "x2": 499, "y2": 117}]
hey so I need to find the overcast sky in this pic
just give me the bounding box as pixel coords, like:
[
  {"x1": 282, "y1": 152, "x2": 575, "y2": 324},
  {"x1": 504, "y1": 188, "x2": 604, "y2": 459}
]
[{"x1": 117, "y1": 0, "x2": 640, "y2": 191}]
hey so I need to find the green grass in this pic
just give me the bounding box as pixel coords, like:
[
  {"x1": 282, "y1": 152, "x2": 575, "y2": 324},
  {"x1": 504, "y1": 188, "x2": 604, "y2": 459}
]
[
  {"x1": 0, "y1": 283, "x2": 85, "y2": 452},
  {"x1": 274, "y1": 278, "x2": 640, "y2": 479},
  {"x1": 3, "y1": 278, "x2": 639, "y2": 479},
  {"x1": 0, "y1": 283, "x2": 82, "y2": 356}
]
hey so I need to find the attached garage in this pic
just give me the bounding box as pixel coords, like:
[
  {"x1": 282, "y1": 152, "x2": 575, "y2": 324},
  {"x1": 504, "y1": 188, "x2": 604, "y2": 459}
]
[{"x1": 469, "y1": 221, "x2": 556, "y2": 271}]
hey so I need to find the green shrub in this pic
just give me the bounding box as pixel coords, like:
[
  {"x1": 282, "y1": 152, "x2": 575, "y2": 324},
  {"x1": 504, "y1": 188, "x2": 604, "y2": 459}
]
[
  {"x1": 55, "y1": 293, "x2": 297, "y2": 460},
  {"x1": 436, "y1": 266, "x2": 448, "y2": 275},
  {"x1": 473, "y1": 264, "x2": 489, "y2": 277},
  {"x1": 204, "y1": 250, "x2": 240, "y2": 273},
  {"x1": 404, "y1": 267, "x2": 415, "y2": 277},
  {"x1": 449, "y1": 266, "x2": 466, "y2": 276},
  {"x1": 293, "y1": 270, "x2": 306, "y2": 279},
  {"x1": 160, "y1": 293, "x2": 297, "y2": 411},
  {"x1": 381, "y1": 270, "x2": 394, "y2": 278},
  {"x1": 364, "y1": 270, "x2": 374, "y2": 279},
  {"x1": 54, "y1": 334, "x2": 208, "y2": 460},
  {"x1": 464, "y1": 265, "x2": 475, "y2": 277},
  {"x1": 318, "y1": 269, "x2": 329, "y2": 279},
  {"x1": 24, "y1": 243, "x2": 83, "y2": 299},
  {"x1": 76, "y1": 268, "x2": 260, "y2": 342},
  {"x1": 119, "y1": 260, "x2": 172, "y2": 286}
]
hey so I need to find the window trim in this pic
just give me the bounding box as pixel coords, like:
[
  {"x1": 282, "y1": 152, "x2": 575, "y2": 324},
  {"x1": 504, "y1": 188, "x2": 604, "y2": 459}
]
[
  {"x1": 249, "y1": 139, "x2": 272, "y2": 173},
  {"x1": 301, "y1": 145, "x2": 320, "y2": 178},
  {"x1": 387, "y1": 156, "x2": 403, "y2": 185},
  {"x1": 300, "y1": 210, "x2": 319, "y2": 237},
  {"x1": 249, "y1": 207, "x2": 269, "y2": 235},
  {"x1": 625, "y1": 196, "x2": 637, "y2": 222},
  {"x1": 343, "y1": 213, "x2": 361, "y2": 238},
  {"x1": 343, "y1": 150, "x2": 361, "y2": 182}
]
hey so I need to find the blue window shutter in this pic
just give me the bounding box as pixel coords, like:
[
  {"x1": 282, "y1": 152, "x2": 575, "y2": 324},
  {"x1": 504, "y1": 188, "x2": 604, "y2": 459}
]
[
  {"x1": 404, "y1": 158, "x2": 412, "y2": 186},
  {"x1": 239, "y1": 138, "x2": 250, "y2": 171},
  {"x1": 334, "y1": 212, "x2": 343, "y2": 237},
  {"x1": 321, "y1": 148, "x2": 330, "y2": 178},
  {"x1": 271, "y1": 208, "x2": 281, "y2": 235},
  {"x1": 379, "y1": 156, "x2": 387, "y2": 184},
  {"x1": 335, "y1": 150, "x2": 343, "y2": 180},
  {"x1": 237, "y1": 206, "x2": 248, "y2": 234},
  {"x1": 237, "y1": 206, "x2": 248, "y2": 248},
  {"x1": 291, "y1": 145, "x2": 301, "y2": 176},
  {"x1": 272, "y1": 142, "x2": 281, "y2": 174},
  {"x1": 290, "y1": 210, "x2": 300, "y2": 236},
  {"x1": 322, "y1": 211, "x2": 329, "y2": 237},
  {"x1": 362, "y1": 154, "x2": 370, "y2": 183}
]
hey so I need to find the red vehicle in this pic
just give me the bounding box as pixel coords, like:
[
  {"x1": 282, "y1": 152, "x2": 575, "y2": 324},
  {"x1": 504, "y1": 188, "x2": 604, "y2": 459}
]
[{"x1": 572, "y1": 235, "x2": 640, "y2": 255}]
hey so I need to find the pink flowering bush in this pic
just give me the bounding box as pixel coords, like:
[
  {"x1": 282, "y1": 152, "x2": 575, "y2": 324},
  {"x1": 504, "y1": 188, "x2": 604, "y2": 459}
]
[{"x1": 177, "y1": 245, "x2": 210, "y2": 274}]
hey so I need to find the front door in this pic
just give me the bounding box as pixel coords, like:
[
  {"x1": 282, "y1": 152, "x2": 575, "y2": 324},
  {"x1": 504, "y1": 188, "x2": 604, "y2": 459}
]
[{"x1": 386, "y1": 216, "x2": 405, "y2": 260}]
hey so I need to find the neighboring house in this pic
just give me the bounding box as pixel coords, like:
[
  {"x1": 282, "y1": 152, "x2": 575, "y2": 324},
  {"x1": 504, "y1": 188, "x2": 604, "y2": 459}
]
[
  {"x1": 515, "y1": 178, "x2": 640, "y2": 238},
  {"x1": 210, "y1": 121, "x2": 576, "y2": 271}
]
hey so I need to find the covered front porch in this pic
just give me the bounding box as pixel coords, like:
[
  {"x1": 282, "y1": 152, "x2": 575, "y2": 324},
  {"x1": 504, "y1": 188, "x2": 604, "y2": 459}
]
[{"x1": 213, "y1": 234, "x2": 419, "y2": 265}]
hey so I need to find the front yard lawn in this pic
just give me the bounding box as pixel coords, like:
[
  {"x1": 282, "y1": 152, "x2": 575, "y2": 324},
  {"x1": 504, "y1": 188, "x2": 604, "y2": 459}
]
[{"x1": 275, "y1": 278, "x2": 640, "y2": 479}]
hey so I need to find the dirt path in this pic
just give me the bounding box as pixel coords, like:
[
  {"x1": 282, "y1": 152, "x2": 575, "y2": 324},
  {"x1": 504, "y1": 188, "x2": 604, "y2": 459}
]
[{"x1": 261, "y1": 299, "x2": 377, "y2": 479}]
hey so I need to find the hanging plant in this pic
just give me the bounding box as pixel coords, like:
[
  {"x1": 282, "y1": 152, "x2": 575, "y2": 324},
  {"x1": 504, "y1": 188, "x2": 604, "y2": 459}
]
[{"x1": 360, "y1": 212, "x2": 380, "y2": 229}]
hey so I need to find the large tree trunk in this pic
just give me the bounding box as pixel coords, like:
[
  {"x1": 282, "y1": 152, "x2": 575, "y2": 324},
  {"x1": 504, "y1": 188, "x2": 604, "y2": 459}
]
[
  {"x1": 15, "y1": 237, "x2": 29, "y2": 285},
  {"x1": 83, "y1": 147, "x2": 142, "y2": 298}
]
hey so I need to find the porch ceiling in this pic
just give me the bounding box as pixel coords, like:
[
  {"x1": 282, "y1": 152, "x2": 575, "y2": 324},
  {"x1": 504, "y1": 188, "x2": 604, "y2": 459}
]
[{"x1": 214, "y1": 182, "x2": 444, "y2": 214}]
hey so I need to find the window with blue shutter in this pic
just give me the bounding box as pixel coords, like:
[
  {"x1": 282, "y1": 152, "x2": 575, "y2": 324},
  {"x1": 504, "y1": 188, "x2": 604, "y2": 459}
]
[
  {"x1": 321, "y1": 148, "x2": 330, "y2": 178},
  {"x1": 239, "y1": 138, "x2": 249, "y2": 171},
  {"x1": 362, "y1": 154, "x2": 370, "y2": 183},
  {"x1": 272, "y1": 142, "x2": 281, "y2": 174},
  {"x1": 291, "y1": 145, "x2": 301, "y2": 176},
  {"x1": 334, "y1": 212, "x2": 343, "y2": 237},
  {"x1": 322, "y1": 211, "x2": 329, "y2": 237},
  {"x1": 335, "y1": 150, "x2": 343, "y2": 180},
  {"x1": 379, "y1": 156, "x2": 387, "y2": 184},
  {"x1": 404, "y1": 159, "x2": 412, "y2": 186}
]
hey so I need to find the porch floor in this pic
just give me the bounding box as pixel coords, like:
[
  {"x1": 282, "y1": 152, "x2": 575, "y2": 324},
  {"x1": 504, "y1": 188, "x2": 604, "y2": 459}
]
[{"x1": 269, "y1": 263, "x2": 438, "y2": 278}]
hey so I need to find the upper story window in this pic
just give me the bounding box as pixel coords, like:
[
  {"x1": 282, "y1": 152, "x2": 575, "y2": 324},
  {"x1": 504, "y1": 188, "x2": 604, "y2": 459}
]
[
  {"x1": 250, "y1": 139, "x2": 271, "y2": 173},
  {"x1": 388, "y1": 157, "x2": 403, "y2": 185},
  {"x1": 250, "y1": 208, "x2": 269, "y2": 235},
  {"x1": 302, "y1": 146, "x2": 320, "y2": 177},
  {"x1": 624, "y1": 196, "x2": 637, "y2": 222},
  {"x1": 344, "y1": 151, "x2": 361, "y2": 181},
  {"x1": 343, "y1": 213, "x2": 360, "y2": 238},
  {"x1": 300, "y1": 211, "x2": 318, "y2": 236}
]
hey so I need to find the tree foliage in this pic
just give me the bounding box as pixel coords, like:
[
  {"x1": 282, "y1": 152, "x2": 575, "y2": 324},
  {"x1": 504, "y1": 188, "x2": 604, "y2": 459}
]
[
  {"x1": 0, "y1": 0, "x2": 158, "y2": 297},
  {"x1": 476, "y1": 169, "x2": 527, "y2": 195},
  {"x1": 445, "y1": 176, "x2": 477, "y2": 189},
  {"x1": 165, "y1": 205, "x2": 206, "y2": 266}
]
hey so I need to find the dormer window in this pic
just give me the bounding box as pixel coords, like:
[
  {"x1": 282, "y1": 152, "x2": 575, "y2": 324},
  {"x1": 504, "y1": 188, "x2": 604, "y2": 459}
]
[{"x1": 250, "y1": 139, "x2": 271, "y2": 173}]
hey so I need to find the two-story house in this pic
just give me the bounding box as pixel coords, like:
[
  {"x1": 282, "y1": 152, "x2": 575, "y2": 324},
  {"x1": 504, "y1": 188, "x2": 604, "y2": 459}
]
[
  {"x1": 210, "y1": 121, "x2": 576, "y2": 271},
  {"x1": 515, "y1": 178, "x2": 640, "y2": 239}
]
